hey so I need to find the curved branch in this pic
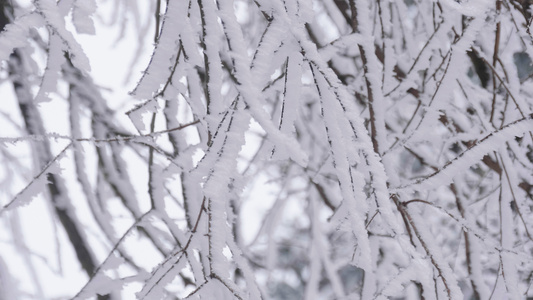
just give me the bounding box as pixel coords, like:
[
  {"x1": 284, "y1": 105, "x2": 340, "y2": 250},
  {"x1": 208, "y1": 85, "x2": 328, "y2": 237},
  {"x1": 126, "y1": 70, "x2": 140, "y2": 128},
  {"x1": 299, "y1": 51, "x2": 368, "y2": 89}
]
[{"x1": 396, "y1": 115, "x2": 533, "y2": 190}]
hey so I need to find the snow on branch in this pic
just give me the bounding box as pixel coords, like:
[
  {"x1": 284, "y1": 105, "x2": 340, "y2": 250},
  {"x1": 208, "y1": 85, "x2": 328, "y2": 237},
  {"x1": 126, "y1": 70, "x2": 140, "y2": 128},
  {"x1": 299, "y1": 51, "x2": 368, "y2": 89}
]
[
  {"x1": 2, "y1": 0, "x2": 533, "y2": 299},
  {"x1": 0, "y1": 143, "x2": 70, "y2": 214},
  {"x1": 397, "y1": 115, "x2": 533, "y2": 190}
]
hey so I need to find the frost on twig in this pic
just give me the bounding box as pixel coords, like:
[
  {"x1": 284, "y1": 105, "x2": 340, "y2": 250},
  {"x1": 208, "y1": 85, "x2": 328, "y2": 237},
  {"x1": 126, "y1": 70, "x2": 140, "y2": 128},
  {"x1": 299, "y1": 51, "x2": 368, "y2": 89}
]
[{"x1": 1, "y1": 0, "x2": 533, "y2": 299}]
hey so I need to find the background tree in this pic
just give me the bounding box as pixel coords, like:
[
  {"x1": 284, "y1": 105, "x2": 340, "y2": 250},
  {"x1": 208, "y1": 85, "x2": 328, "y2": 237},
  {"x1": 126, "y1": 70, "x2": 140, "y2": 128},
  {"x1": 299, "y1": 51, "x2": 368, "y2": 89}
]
[{"x1": 0, "y1": 0, "x2": 532, "y2": 299}]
